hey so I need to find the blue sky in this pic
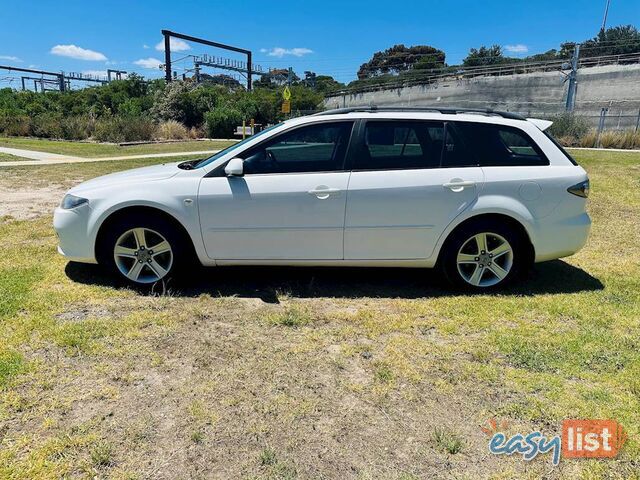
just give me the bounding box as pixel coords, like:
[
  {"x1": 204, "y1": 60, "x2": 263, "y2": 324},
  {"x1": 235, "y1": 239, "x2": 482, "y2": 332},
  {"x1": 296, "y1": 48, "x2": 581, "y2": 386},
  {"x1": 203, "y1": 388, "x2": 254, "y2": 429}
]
[{"x1": 0, "y1": 0, "x2": 638, "y2": 86}]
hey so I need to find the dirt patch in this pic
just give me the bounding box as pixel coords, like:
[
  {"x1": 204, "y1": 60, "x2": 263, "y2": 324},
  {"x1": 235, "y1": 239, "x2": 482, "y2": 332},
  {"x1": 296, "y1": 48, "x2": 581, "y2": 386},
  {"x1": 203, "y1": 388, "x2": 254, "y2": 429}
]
[
  {"x1": 0, "y1": 185, "x2": 65, "y2": 220},
  {"x1": 4, "y1": 296, "x2": 561, "y2": 479}
]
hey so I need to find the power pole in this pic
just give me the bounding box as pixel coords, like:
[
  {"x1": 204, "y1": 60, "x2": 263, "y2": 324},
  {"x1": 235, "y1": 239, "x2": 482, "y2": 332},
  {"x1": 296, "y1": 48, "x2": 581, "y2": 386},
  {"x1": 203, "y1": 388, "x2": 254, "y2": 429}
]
[
  {"x1": 600, "y1": 0, "x2": 611, "y2": 33},
  {"x1": 565, "y1": 44, "x2": 580, "y2": 112},
  {"x1": 163, "y1": 31, "x2": 172, "y2": 83}
]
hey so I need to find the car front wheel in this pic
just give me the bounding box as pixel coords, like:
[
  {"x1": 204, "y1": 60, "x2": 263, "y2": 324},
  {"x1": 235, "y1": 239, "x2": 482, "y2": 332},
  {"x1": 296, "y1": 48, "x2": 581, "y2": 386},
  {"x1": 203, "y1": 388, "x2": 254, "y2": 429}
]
[{"x1": 98, "y1": 214, "x2": 187, "y2": 286}]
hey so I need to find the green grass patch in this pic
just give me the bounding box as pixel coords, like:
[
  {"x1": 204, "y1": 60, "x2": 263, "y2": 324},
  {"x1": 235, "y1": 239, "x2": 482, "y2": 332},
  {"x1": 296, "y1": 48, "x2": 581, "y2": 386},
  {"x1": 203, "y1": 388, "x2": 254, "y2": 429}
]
[
  {"x1": 0, "y1": 153, "x2": 30, "y2": 162},
  {"x1": 268, "y1": 306, "x2": 313, "y2": 327},
  {"x1": 432, "y1": 427, "x2": 464, "y2": 455},
  {"x1": 0, "y1": 137, "x2": 234, "y2": 158},
  {"x1": 0, "y1": 351, "x2": 26, "y2": 388}
]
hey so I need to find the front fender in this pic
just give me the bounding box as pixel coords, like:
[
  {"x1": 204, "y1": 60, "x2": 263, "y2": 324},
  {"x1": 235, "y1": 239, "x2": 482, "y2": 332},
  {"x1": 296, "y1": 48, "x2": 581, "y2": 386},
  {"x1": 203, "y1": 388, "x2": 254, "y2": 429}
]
[{"x1": 86, "y1": 184, "x2": 209, "y2": 266}]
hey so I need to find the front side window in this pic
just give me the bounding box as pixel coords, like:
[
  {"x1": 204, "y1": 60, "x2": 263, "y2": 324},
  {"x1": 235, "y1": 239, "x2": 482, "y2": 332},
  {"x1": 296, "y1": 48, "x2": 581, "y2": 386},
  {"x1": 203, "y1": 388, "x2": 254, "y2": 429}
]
[
  {"x1": 241, "y1": 121, "x2": 353, "y2": 174},
  {"x1": 454, "y1": 122, "x2": 549, "y2": 166},
  {"x1": 356, "y1": 121, "x2": 445, "y2": 170}
]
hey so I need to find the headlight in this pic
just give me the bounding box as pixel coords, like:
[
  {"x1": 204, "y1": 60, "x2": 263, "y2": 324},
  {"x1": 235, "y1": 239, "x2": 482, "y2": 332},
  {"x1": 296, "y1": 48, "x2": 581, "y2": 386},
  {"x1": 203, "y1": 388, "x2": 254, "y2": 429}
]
[{"x1": 60, "y1": 194, "x2": 88, "y2": 209}]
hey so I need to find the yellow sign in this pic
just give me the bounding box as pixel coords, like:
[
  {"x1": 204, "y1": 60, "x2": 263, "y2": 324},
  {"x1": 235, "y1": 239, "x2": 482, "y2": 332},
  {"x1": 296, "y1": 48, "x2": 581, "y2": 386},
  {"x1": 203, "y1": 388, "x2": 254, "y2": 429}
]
[
  {"x1": 283, "y1": 86, "x2": 291, "y2": 101},
  {"x1": 281, "y1": 100, "x2": 291, "y2": 114}
]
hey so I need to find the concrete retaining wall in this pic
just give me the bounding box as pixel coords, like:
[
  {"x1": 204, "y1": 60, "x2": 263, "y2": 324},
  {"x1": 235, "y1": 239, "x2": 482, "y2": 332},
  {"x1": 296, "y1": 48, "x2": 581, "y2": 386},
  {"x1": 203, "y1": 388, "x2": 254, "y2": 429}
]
[{"x1": 325, "y1": 64, "x2": 640, "y2": 129}]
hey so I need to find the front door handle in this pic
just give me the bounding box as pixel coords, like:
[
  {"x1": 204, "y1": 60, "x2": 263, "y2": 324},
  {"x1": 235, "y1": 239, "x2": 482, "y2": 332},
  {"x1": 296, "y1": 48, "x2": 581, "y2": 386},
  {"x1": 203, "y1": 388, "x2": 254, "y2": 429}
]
[
  {"x1": 308, "y1": 186, "x2": 341, "y2": 199},
  {"x1": 443, "y1": 180, "x2": 476, "y2": 192}
]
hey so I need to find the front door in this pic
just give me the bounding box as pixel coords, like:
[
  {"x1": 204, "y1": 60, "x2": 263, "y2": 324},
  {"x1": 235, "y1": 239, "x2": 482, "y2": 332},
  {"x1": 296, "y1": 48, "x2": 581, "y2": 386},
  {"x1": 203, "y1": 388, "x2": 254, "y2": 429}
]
[
  {"x1": 198, "y1": 121, "x2": 354, "y2": 260},
  {"x1": 344, "y1": 120, "x2": 483, "y2": 260}
]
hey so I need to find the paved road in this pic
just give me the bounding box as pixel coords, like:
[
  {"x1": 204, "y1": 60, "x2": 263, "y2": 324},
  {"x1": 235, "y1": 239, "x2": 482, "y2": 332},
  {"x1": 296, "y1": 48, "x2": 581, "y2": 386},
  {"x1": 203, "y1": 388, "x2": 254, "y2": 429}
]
[{"x1": 0, "y1": 147, "x2": 219, "y2": 167}]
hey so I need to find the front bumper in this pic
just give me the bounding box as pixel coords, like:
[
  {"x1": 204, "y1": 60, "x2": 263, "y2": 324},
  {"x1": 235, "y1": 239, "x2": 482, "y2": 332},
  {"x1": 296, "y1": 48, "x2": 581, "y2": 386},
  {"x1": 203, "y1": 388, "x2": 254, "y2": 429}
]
[{"x1": 53, "y1": 206, "x2": 97, "y2": 263}]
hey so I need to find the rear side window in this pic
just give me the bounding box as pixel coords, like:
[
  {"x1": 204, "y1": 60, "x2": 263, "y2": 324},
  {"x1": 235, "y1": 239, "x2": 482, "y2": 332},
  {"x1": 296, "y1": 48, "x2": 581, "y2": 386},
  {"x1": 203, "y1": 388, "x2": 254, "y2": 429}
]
[
  {"x1": 357, "y1": 121, "x2": 444, "y2": 170},
  {"x1": 455, "y1": 123, "x2": 549, "y2": 166}
]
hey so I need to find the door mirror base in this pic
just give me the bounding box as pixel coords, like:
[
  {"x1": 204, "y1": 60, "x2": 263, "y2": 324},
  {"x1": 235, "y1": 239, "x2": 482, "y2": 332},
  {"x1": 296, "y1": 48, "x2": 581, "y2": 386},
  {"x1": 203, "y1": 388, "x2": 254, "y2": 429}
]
[{"x1": 225, "y1": 158, "x2": 244, "y2": 176}]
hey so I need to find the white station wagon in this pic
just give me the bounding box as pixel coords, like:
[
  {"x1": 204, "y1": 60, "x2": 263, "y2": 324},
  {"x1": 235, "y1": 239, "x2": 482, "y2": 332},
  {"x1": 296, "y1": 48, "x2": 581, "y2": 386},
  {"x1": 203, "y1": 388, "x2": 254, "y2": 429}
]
[{"x1": 54, "y1": 107, "x2": 591, "y2": 290}]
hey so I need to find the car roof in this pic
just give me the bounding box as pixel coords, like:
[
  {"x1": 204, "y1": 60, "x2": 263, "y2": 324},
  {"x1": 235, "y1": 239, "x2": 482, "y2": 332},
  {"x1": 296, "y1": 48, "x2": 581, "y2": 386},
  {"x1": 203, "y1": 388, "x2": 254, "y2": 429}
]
[{"x1": 284, "y1": 107, "x2": 549, "y2": 130}]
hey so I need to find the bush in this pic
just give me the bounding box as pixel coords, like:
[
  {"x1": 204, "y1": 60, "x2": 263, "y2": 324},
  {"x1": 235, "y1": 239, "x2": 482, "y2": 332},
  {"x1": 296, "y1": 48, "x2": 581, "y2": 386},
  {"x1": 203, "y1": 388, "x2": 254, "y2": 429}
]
[
  {"x1": 0, "y1": 115, "x2": 31, "y2": 136},
  {"x1": 31, "y1": 113, "x2": 65, "y2": 138},
  {"x1": 598, "y1": 131, "x2": 621, "y2": 149},
  {"x1": 579, "y1": 130, "x2": 598, "y2": 148},
  {"x1": 188, "y1": 126, "x2": 204, "y2": 139},
  {"x1": 204, "y1": 107, "x2": 242, "y2": 138},
  {"x1": 94, "y1": 116, "x2": 157, "y2": 143},
  {"x1": 156, "y1": 120, "x2": 188, "y2": 140},
  {"x1": 548, "y1": 113, "x2": 590, "y2": 141},
  {"x1": 61, "y1": 115, "x2": 94, "y2": 140}
]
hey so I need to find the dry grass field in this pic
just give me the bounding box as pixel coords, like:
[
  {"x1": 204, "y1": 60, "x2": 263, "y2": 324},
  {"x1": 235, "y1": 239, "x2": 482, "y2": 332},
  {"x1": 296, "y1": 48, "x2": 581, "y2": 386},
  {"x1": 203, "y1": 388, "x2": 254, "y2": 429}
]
[{"x1": 0, "y1": 149, "x2": 638, "y2": 479}]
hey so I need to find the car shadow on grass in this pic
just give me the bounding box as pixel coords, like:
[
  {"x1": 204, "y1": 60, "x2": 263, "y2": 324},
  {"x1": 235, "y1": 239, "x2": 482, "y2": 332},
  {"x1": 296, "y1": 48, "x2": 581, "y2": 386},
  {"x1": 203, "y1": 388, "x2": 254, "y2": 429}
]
[{"x1": 66, "y1": 259, "x2": 603, "y2": 303}]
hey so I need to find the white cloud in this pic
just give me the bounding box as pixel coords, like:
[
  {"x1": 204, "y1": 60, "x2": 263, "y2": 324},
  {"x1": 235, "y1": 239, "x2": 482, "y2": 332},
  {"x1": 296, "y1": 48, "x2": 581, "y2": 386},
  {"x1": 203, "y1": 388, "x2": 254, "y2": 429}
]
[
  {"x1": 143, "y1": 44, "x2": 150, "y2": 49},
  {"x1": 155, "y1": 38, "x2": 191, "y2": 52},
  {"x1": 504, "y1": 44, "x2": 529, "y2": 54},
  {"x1": 263, "y1": 47, "x2": 313, "y2": 58},
  {"x1": 0, "y1": 55, "x2": 22, "y2": 62},
  {"x1": 133, "y1": 57, "x2": 163, "y2": 69},
  {"x1": 50, "y1": 44, "x2": 107, "y2": 61}
]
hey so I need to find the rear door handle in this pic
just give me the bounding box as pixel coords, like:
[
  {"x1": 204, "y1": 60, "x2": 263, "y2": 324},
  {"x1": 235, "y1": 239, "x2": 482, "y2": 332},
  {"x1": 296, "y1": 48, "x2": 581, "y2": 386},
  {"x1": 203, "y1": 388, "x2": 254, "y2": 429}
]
[
  {"x1": 308, "y1": 187, "x2": 341, "y2": 199},
  {"x1": 443, "y1": 180, "x2": 476, "y2": 192}
]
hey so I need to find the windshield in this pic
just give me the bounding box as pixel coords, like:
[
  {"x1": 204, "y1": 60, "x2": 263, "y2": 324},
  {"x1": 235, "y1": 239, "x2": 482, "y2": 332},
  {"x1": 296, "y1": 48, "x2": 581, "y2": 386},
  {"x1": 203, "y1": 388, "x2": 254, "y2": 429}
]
[{"x1": 195, "y1": 123, "x2": 283, "y2": 168}]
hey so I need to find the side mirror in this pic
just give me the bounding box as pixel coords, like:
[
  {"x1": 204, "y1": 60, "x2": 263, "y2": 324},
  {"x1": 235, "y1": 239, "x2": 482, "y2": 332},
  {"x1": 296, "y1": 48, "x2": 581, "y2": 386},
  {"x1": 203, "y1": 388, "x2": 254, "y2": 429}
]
[{"x1": 225, "y1": 158, "x2": 244, "y2": 176}]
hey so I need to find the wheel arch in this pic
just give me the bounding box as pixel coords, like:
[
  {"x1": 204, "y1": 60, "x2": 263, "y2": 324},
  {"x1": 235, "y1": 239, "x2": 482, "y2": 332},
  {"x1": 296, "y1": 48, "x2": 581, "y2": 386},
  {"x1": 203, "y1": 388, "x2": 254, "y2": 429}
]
[
  {"x1": 434, "y1": 212, "x2": 535, "y2": 267},
  {"x1": 94, "y1": 205, "x2": 198, "y2": 265}
]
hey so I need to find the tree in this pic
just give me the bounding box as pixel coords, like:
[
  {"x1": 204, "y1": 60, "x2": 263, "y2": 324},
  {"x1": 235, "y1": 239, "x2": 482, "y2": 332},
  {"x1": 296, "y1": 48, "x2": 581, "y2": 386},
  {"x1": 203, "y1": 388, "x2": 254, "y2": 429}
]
[
  {"x1": 301, "y1": 71, "x2": 344, "y2": 93},
  {"x1": 253, "y1": 68, "x2": 300, "y2": 88},
  {"x1": 357, "y1": 45, "x2": 446, "y2": 79},
  {"x1": 581, "y1": 25, "x2": 640, "y2": 57},
  {"x1": 462, "y1": 45, "x2": 516, "y2": 67},
  {"x1": 199, "y1": 73, "x2": 243, "y2": 89}
]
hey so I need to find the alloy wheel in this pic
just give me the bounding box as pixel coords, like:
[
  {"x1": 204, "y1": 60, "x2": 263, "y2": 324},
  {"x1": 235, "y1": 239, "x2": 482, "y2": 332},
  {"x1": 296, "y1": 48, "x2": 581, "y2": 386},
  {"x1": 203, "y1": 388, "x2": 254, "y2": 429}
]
[
  {"x1": 113, "y1": 227, "x2": 173, "y2": 284},
  {"x1": 456, "y1": 232, "x2": 514, "y2": 287}
]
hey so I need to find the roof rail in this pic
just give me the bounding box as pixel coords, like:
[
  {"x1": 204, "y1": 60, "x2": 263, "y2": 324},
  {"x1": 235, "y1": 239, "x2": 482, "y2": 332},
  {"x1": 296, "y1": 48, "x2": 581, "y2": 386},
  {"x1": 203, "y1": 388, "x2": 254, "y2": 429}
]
[{"x1": 314, "y1": 106, "x2": 526, "y2": 121}]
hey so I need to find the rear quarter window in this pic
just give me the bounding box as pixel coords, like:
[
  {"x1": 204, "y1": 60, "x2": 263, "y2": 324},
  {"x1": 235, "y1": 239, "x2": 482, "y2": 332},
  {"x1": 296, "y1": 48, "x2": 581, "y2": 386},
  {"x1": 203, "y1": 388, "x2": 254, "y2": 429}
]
[
  {"x1": 454, "y1": 122, "x2": 549, "y2": 167},
  {"x1": 543, "y1": 130, "x2": 579, "y2": 166}
]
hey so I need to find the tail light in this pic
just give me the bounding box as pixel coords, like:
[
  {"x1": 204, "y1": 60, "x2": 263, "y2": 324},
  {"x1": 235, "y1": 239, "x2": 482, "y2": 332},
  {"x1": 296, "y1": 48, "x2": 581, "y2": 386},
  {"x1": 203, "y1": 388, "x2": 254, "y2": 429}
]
[{"x1": 567, "y1": 179, "x2": 589, "y2": 198}]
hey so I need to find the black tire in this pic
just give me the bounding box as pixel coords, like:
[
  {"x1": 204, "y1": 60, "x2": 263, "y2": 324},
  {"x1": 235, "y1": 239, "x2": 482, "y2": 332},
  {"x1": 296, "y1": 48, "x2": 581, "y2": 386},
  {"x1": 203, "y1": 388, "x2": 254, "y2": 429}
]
[
  {"x1": 97, "y1": 213, "x2": 190, "y2": 288},
  {"x1": 439, "y1": 219, "x2": 527, "y2": 291}
]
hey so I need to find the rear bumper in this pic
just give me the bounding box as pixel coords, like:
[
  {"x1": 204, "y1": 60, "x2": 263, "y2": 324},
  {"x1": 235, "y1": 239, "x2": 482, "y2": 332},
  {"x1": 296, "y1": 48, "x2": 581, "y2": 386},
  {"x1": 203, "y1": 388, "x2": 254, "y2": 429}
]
[
  {"x1": 533, "y1": 212, "x2": 591, "y2": 262},
  {"x1": 53, "y1": 206, "x2": 97, "y2": 263}
]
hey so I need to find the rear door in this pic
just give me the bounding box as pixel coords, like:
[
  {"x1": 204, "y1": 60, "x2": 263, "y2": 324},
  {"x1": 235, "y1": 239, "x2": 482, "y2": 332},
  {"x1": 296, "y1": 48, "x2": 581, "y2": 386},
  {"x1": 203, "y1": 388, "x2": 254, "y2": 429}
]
[
  {"x1": 454, "y1": 122, "x2": 563, "y2": 219},
  {"x1": 344, "y1": 120, "x2": 483, "y2": 260}
]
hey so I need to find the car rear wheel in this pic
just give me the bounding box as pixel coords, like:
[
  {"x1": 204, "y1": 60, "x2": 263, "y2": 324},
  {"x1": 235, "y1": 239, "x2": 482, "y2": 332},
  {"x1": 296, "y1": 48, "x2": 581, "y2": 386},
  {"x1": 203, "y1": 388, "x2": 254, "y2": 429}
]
[
  {"x1": 98, "y1": 214, "x2": 187, "y2": 286},
  {"x1": 441, "y1": 220, "x2": 525, "y2": 291}
]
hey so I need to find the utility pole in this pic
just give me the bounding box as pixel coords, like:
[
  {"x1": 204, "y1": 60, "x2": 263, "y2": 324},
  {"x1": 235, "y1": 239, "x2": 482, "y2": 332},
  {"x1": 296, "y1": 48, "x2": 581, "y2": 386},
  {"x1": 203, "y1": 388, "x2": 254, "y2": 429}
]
[
  {"x1": 565, "y1": 44, "x2": 580, "y2": 112},
  {"x1": 600, "y1": 0, "x2": 611, "y2": 33}
]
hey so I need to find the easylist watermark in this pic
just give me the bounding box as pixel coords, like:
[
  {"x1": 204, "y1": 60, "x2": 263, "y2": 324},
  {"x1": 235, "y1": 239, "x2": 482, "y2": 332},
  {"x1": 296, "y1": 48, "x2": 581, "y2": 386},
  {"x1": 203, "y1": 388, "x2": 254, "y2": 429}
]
[{"x1": 483, "y1": 418, "x2": 627, "y2": 465}]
